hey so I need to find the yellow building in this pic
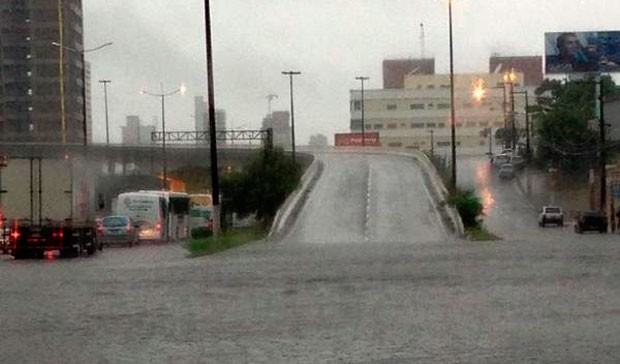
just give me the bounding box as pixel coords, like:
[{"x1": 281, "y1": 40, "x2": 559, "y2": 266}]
[{"x1": 350, "y1": 72, "x2": 533, "y2": 151}]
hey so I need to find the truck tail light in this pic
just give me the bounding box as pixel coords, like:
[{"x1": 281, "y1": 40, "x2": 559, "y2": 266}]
[{"x1": 10, "y1": 230, "x2": 20, "y2": 240}]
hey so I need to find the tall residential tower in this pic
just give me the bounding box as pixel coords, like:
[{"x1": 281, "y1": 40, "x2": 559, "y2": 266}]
[{"x1": 0, "y1": 0, "x2": 87, "y2": 143}]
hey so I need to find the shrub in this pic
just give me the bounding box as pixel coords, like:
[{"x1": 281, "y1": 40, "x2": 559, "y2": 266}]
[
  {"x1": 191, "y1": 227, "x2": 213, "y2": 239},
  {"x1": 448, "y1": 189, "x2": 484, "y2": 228}
]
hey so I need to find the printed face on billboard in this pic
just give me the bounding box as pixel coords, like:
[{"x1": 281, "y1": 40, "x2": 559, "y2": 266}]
[{"x1": 545, "y1": 31, "x2": 620, "y2": 74}]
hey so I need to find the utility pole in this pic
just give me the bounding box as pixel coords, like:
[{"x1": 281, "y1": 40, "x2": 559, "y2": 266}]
[
  {"x1": 488, "y1": 127, "x2": 493, "y2": 156},
  {"x1": 428, "y1": 129, "x2": 434, "y2": 157},
  {"x1": 448, "y1": 0, "x2": 457, "y2": 192},
  {"x1": 204, "y1": 0, "x2": 221, "y2": 236},
  {"x1": 524, "y1": 92, "x2": 531, "y2": 161},
  {"x1": 99, "y1": 80, "x2": 111, "y2": 145},
  {"x1": 598, "y1": 78, "x2": 606, "y2": 212},
  {"x1": 509, "y1": 81, "x2": 516, "y2": 151},
  {"x1": 355, "y1": 76, "x2": 369, "y2": 147},
  {"x1": 282, "y1": 71, "x2": 301, "y2": 164}
]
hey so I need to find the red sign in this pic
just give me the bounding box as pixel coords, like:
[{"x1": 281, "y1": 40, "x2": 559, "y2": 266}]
[{"x1": 334, "y1": 132, "x2": 380, "y2": 147}]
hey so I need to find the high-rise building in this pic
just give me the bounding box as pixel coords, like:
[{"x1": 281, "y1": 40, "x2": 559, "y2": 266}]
[
  {"x1": 0, "y1": 0, "x2": 88, "y2": 143},
  {"x1": 382, "y1": 58, "x2": 435, "y2": 89},
  {"x1": 121, "y1": 115, "x2": 155, "y2": 145},
  {"x1": 262, "y1": 111, "x2": 291, "y2": 148},
  {"x1": 489, "y1": 55, "x2": 543, "y2": 87},
  {"x1": 194, "y1": 96, "x2": 226, "y2": 134}
]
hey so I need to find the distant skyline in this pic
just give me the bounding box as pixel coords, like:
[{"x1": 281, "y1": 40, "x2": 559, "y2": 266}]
[{"x1": 83, "y1": 0, "x2": 620, "y2": 144}]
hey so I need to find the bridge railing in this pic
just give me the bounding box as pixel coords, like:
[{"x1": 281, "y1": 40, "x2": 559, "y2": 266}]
[{"x1": 151, "y1": 129, "x2": 273, "y2": 146}]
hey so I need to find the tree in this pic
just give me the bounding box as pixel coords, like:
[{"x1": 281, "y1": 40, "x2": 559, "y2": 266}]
[
  {"x1": 534, "y1": 76, "x2": 618, "y2": 171},
  {"x1": 221, "y1": 146, "x2": 301, "y2": 226},
  {"x1": 308, "y1": 133, "x2": 328, "y2": 147}
]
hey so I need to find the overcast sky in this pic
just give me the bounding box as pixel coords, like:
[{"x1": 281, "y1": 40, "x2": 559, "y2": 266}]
[{"x1": 83, "y1": 0, "x2": 620, "y2": 145}]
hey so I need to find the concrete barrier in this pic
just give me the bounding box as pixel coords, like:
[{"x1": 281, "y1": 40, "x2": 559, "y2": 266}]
[{"x1": 268, "y1": 157, "x2": 324, "y2": 240}]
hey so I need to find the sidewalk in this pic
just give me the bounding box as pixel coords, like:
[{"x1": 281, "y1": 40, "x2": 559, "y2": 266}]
[{"x1": 513, "y1": 167, "x2": 590, "y2": 215}]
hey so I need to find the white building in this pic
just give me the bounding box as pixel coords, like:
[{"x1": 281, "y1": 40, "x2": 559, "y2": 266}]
[{"x1": 350, "y1": 72, "x2": 534, "y2": 151}]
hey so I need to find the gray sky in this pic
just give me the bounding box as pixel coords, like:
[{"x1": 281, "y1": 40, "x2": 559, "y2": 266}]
[{"x1": 83, "y1": 0, "x2": 620, "y2": 145}]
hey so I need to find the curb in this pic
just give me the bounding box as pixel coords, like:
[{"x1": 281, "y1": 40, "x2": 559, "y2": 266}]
[
  {"x1": 408, "y1": 151, "x2": 466, "y2": 237},
  {"x1": 268, "y1": 158, "x2": 325, "y2": 240}
]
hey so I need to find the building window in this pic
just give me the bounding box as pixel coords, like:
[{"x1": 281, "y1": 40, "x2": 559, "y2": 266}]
[
  {"x1": 437, "y1": 103, "x2": 450, "y2": 109},
  {"x1": 416, "y1": 85, "x2": 422, "y2": 90},
  {"x1": 463, "y1": 103, "x2": 472, "y2": 109},
  {"x1": 387, "y1": 104, "x2": 397, "y2": 111},
  {"x1": 426, "y1": 123, "x2": 437, "y2": 128},
  {"x1": 387, "y1": 123, "x2": 397, "y2": 129},
  {"x1": 479, "y1": 122, "x2": 489, "y2": 127},
  {"x1": 388, "y1": 142, "x2": 403, "y2": 147},
  {"x1": 456, "y1": 123, "x2": 463, "y2": 128},
  {"x1": 352, "y1": 101, "x2": 361, "y2": 111},
  {"x1": 466, "y1": 122, "x2": 476, "y2": 127},
  {"x1": 427, "y1": 84, "x2": 435, "y2": 89},
  {"x1": 410, "y1": 103, "x2": 424, "y2": 110},
  {"x1": 411, "y1": 123, "x2": 424, "y2": 129},
  {"x1": 427, "y1": 103, "x2": 434, "y2": 109},
  {"x1": 440, "y1": 85, "x2": 451, "y2": 89},
  {"x1": 437, "y1": 141, "x2": 451, "y2": 147},
  {"x1": 374, "y1": 124, "x2": 384, "y2": 129},
  {"x1": 401, "y1": 123, "x2": 407, "y2": 127},
  {"x1": 437, "y1": 123, "x2": 445, "y2": 128}
]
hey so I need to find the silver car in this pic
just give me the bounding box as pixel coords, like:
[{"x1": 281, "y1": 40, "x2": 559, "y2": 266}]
[
  {"x1": 97, "y1": 215, "x2": 138, "y2": 247},
  {"x1": 498, "y1": 163, "x2": 515, "y2": 179}
]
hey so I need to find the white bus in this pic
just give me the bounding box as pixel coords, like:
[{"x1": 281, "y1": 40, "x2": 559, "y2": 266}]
[{"x1": 115, "y1": 191, "x2": 190, "y2": 241}]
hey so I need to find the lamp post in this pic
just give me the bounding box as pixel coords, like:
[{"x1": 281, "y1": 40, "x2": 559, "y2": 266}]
[
  {"x1": 512, "y1": 90, "x2": 531, "y2": 161},
  {"x1": 141, "y1": 83, "x2": 186, "y2": 190},
  {"x1": 282, "y1": 71, "x2": 301, "y2": 164},
  {"x1": 448, "y1": 0, "x2": 457, "y2": 192},
  {"x1": 503, "y1": 68, "x2": 518, "y2": 151},
  {"x1": 427, "y1": 129, "x2": 435, "y2": 157},
  {"x1": 355, "y1": 76, "x2": 369, "y2": 146},
  {"x1": 51, "y1": 41, "x2": 112, "y2": 145},
  {"x1": 99, "y1": 80, "x2": 111, "y2": 145}
]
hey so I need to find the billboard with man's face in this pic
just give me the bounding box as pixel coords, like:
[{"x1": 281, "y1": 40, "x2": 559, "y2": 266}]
[{"x1": 545, "y1": 31, "x2": 620, "y2": 74}]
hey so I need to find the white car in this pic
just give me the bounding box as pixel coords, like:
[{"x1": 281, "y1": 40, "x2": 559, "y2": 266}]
[{"x1": 539, "y1": 206, "x2": 564, "y2": 227}]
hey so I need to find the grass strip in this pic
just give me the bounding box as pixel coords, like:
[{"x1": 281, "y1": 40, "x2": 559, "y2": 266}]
[
  {"x1": 466, "y1": 226, "x2": 501, "y2": 241},
  {"x1": 187, "y1": 227, "x2": 267, "y2": 257}
]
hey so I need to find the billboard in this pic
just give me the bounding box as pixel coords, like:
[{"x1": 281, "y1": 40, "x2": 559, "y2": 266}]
[
  {"x1": 334, "y1": 132, "x2": 380, "y2": 147},
  {"x1": 545, "y1": 31, "x2": 620, "y2": 74}
]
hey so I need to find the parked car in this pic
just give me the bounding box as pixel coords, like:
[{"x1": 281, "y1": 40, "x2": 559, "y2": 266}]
[
  {"x1": 493, "y1": 153, "x2": 512, "y2": 167},
  {"x1": 97, "y1": 215, "x2": 138, "y2": 247},
  {"x1": 512, "y1": 155, "x2": 525, "y2": 170},
  {"x1": 574, "y1": 211, "x2": 607, "y2": 233},
  {"x1": 498, "y1": 163, "x2": 515, "y2": 179},
  {"x1": 539, "y1": 206, "x2": 563, "y2": 227}
]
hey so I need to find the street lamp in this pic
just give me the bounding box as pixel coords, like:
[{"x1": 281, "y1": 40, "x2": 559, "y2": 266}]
[
  {"x1": 51, "y1": 41, "x2": 113, "y2": 145},
  {"x1": 448, "y1": 0, "x2": 457, "y2": 192},
  {"x1": 99, "y1": 80, "x2": 111, "y2": 145},
  {"x1": 141, "y1": 83, "x2": 186, "y2": 190},
  {"x1": 427, "y1": 129, "x2": 435, "y2": 157},
  {"x1": 355, "y1": 76, "x2": 369, "y2": 147},
  {"x1": 503, "y1": 68, "x2": 518, "y2": 151},
  {"x1": 282, "y1": 71, "x2": 301, "y2": 165}
]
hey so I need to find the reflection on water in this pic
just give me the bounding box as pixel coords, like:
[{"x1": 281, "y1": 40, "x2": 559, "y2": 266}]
[{"x1": 474, "y1": 160, "x2": 495, "y2": 215}]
